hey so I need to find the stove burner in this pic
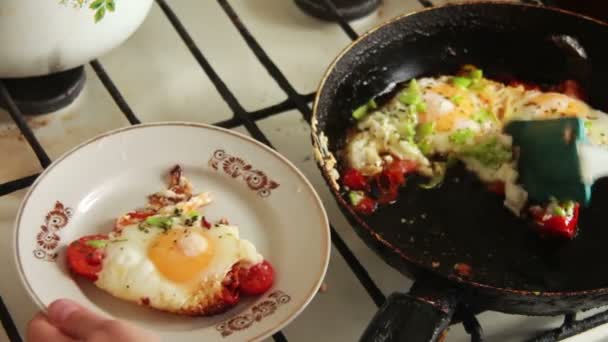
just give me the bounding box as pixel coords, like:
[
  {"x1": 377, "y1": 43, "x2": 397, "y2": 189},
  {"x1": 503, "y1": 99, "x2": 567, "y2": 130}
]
[
  {"x1": 0, "y1": 67, "x2": 86, "y2": 115},
  {"x1": 294, "y1": 0, "x2": 380, "y2": 21}
]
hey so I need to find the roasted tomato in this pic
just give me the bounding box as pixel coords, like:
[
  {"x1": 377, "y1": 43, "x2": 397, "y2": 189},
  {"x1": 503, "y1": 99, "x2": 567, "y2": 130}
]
[
  {"x1": 66, "y1": 234, "x2": 108, "y2": 281},
  {"x1": 221, "y1": 265, "x2": 241, "y2": 306},
  {"x1": 238, "y1": 261, "x2": 275, "y2": 296}
]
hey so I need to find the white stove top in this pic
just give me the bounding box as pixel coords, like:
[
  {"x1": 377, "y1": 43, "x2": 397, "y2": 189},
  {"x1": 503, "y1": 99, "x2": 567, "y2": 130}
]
[{"x1": 1, "y1": 1, "x2": 606, "y2": 341}]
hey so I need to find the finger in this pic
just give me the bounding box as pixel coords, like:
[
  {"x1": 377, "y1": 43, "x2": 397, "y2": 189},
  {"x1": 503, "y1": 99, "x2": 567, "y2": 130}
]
[
  {"x1": 27, "y1": 312, "x2": 75, "y2": 342},
  {"x1": 47, "y1": 298, "x2": 109, "y2": 339}
]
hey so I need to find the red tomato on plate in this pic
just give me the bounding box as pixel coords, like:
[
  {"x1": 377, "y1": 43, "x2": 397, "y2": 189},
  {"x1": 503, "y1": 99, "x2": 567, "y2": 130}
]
[{"x1": 238, "y1": 260, "x2": 275, "y2": 296}]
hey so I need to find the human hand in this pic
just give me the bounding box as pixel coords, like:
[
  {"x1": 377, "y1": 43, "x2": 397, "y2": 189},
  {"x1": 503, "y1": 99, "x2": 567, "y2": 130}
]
[{"x1": 27, "y1": 299, "x2": 159, "y2": 342}]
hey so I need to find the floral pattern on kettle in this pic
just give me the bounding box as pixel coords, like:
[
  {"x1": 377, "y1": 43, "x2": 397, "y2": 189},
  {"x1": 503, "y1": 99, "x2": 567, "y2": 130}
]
[{"x1": 59, "y1": 0, "x2": 116, "y2": 23}]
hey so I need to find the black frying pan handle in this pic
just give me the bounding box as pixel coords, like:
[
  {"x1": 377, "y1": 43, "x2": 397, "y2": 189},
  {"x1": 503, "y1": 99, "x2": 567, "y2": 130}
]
[{"x1": 360, "y1": 280, "x2": 461, "y2": 342}]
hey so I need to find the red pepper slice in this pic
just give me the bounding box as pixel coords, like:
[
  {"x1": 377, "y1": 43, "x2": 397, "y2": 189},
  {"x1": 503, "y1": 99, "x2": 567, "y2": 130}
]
[
  {"x1": 66, "y1": 234, "x2": 108, "y2": 281},
  {"x1": 530, "y1": 202, "x2": 580, "y2": 239},
  {"x1": 342, "y1": 168, "x2": 369, "y2": 191},
  {"x1": 375, "y1": 159, "x2": 417, "y2": 204}
]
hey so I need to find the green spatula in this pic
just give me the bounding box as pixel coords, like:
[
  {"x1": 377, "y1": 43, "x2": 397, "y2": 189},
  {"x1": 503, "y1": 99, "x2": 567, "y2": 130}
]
[{"x1": 504, "y1": 117, "x2": 608, "y2": 206}]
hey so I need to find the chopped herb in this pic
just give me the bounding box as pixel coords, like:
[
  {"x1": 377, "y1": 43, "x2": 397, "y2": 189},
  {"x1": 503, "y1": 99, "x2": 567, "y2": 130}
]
[
  {"x1": 126, "y1": 285, "x2": 130, "y2": 289},
  {"x1": 449, "y1": 128, "x2": 474, "y2": 145},
  {"x1": 186, "y1": 211, "x2": 200, "y2": 219},
  {"x1": 173, "y1": 208, "x2": 182, "y2": 216},
  {"x1": 145, "y1": 216, "x2": 172, "y2": 229},
  {"x1": 584, "y1": 119, "x2": 593, "y2": 131},
  {"x1": 86, "y1": 239, "x2": 108, "y2": 249}
]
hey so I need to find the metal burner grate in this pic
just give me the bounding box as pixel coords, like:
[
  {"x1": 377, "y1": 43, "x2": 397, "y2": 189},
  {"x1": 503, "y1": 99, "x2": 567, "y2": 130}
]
[{"x1": 1, "y1": 0, "x2": 607, "y2": 341}]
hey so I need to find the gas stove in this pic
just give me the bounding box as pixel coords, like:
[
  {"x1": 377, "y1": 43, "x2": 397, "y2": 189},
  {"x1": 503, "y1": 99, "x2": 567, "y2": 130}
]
[{"x1": 1, "y1": 1, "x2": 608, "y2": 341}]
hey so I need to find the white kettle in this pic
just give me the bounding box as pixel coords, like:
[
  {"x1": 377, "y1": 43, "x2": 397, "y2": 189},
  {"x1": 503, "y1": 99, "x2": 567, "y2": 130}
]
[{"x1": 0, "y1": 0, "x2": 154, "y2": 78}]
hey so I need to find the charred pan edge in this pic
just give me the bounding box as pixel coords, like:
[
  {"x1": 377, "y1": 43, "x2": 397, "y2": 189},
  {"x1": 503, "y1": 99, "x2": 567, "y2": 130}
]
[{"x1": 310, "y1": 1, "x2": 608, "y2": 300}]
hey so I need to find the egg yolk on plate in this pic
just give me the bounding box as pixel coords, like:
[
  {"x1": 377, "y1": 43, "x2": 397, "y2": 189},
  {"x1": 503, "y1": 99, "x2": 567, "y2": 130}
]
[{"x1": 148, "y1": 228, "x2": 214, "y2": 284}]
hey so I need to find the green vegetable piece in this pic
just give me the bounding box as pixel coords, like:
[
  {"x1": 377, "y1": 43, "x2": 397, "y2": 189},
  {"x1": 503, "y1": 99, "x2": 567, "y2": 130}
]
[
  {"x1": 470, "y1": 69, "x2": 483, "y2": 80},
  {"x1": 417, "y1": 122, "x2": 435, "y2": 139},
  {"x1": 397, "y1": 121, "x2": 416, "y2": 140},
  {"x1": 450, "y1": 95, "x2": 463, "y2": 105},
  {"x1": 352, "y1": 104, "x2": 369, "y2": 120},
  {"x1": 553, "y1": 205, "x2": 566, "y2": 217},
  {"x1": 449, "y1": 128, "x2": 474, "y2": 145},
  {"x1": 458, "y1": 137, "x2": 512, "y2": 168},
  {"x1": 399, "y1": 79, "x2": 422, "y2": 105},
  {"x1": 420, "y1": 162, "x2": 447, "y2": 189},
  {"x1": 564, "y1": 201, "x2": 575, "y2": 213},
  {"x1": 416, "y1": 102, "x2": 427, "y2": 113},
  {"x1": 418, "y1": 140, "x2": 433, "y2": 155},
  {"x1": 473, "y1": 108, "x2": 497, "y2": 124},
  {"x1": 452, "y1": 77, "x2": 472, "y2": 89},
  {"x1": 348, "y1": 191, "x2": 365, "y2": 206},
  {"x1": 352, "y1": 99, "x2": 377, "y2": 120},
  {"x1": 86, "y1": 239, "x2": 108, "y2": 249},
  {"x1": 584, "y1": 119, "x2": 593, "y2": 131},
  {"x1": 368, "y1": 99, "x2": 378, "y2": 110}
]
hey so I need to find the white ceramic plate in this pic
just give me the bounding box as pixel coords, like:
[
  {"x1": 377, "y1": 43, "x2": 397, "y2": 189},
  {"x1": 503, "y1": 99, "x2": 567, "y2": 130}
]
[{"x1": 13, "y1": 122, "x2": 330, "y2": 341}]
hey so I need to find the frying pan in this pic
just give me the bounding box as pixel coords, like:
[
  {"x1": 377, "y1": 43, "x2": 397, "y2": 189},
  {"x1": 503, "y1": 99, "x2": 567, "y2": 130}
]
[{"x1": 310, "y1": 2, "x2": 608, "y2": 341}]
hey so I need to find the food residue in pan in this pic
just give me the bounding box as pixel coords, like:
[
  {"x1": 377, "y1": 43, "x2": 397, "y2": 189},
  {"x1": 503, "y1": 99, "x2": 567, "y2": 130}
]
[{"x1": 339, "y1": 65, "x2": 608, "y2": 240}]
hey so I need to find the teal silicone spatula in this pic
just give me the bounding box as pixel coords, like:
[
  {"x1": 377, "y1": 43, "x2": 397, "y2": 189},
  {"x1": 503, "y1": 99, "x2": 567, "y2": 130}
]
[{"x1": 504, "y1": 117, "x2": 608, "y2": 206}]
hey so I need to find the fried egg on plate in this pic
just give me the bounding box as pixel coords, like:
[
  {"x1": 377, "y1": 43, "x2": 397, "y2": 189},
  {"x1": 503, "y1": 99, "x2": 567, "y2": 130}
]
[{"x1": 95, "y1": 223, "x2": 262, "y2": 315}]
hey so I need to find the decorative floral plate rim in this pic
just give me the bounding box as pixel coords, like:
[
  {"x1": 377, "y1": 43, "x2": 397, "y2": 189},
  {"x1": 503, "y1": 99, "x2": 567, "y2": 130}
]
[{"x1": 13, "y1": 122, "x2": 331, "y2": 342}]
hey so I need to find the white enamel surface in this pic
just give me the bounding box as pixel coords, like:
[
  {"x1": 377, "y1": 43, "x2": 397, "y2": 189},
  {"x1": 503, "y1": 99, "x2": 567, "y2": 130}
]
[
  {"x1": 14, "y1": 124, "x2": 330, "y2": 341},
  {"x1": 1, "y1": 0, "x2": 607, "y2": 341},
  {"x1": 0, "y1": 0, "x2": 153, "y2": 77}
]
